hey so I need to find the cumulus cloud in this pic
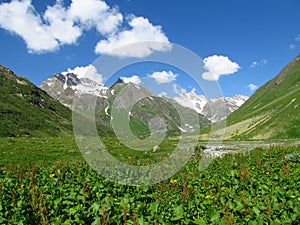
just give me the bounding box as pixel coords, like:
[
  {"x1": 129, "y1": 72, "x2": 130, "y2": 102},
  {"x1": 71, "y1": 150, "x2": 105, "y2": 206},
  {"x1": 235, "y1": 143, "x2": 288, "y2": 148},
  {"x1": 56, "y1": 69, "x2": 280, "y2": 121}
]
[
  {"x1": 0, "y1": 0, "x2": 121, "y2": 53},
  {"x1": 250, "y1": 61, "x2": 258, "y2": 68},
  {"x1": 44, "y1": 3, "x2": 82, "y2": 45},
  {"x1": 68, "y1": 0, "x2": 122, "y2": 35},
  {"x1": 248, "y1": 83, "x2": 258, "y2": 91},
  {"x1": 149, "y1": 70, "x2": 177, "y2": 84},
  {"x1": 0, "y1": 0, "x2": 60, "y2": 53},
  {"x1": 0, "y1": 0, "x2": 169, "y2": 57},
  {"x1": 250, "y1": 58, "x2": 267, "y2": 68},
  {"x1": 62, "y1": 65, "x2": 103, "y2": 84},
  {"x1": 95, "y1": 16, "x2": 171, "y2": 57},
  {"x1": 120, "y1": 75, "x2": 141, "y2": 85},
  {"x1": 289, "y1": 44, "x2": 296, "y2": 50},
  {"x1": 202, "y1": 55, "x2": 240, "y2": 81}
]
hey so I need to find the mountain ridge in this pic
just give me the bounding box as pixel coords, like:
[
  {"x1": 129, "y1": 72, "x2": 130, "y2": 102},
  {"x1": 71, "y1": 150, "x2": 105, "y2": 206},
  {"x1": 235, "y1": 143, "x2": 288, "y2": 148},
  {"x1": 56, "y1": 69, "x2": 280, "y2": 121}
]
[
  {"x1": 0, "y1": 65, "x2": 73, "y2": 137},
  {"x1": 206, "y1": 54, "x2": 300, "y2": 140},
  {"x1": 173, "y1": 89, "x2": 248, "y2": 122},
  {"x1": 40, "y1": 72, "x2": 211, "y2": 137}
]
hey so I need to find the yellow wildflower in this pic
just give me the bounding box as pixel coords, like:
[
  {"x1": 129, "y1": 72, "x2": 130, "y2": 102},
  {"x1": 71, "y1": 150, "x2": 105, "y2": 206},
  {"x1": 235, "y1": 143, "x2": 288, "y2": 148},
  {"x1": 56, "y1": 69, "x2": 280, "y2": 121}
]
[
  {"x1": 170, "y1": 179, "x2": 177, "y2": 184},
  {"x1": 205, "y1": 195, "x2": 211, "y2": 200},
  {"x1": 49, "y1": 173, "x2": 55, "y2": 178}
]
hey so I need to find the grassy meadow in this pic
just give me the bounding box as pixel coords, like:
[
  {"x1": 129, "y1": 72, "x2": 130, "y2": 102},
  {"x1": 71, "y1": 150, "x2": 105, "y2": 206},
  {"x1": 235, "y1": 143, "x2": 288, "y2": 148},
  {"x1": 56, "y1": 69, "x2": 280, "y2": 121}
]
[{"x1": 0, "y1": 137, "x2": 299, "y2": 224}]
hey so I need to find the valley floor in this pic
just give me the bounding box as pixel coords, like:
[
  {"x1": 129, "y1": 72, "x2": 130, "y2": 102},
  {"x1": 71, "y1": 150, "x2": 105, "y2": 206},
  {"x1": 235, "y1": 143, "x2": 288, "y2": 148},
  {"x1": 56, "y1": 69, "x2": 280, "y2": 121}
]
[{"x1": 0, "y1": 137, "x2": 299, "y2": 224}]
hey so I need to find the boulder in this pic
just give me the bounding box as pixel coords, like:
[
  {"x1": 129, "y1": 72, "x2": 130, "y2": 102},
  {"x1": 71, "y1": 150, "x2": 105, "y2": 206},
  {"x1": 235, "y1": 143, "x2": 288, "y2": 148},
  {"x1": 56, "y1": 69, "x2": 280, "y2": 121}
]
[{"x1": 153, "y1": 145, "x2": 161, "y2": 153}]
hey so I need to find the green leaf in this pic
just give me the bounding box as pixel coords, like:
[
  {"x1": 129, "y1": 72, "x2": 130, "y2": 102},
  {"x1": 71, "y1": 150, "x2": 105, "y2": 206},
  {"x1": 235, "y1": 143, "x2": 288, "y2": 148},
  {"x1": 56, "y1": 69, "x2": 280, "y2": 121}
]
[
  {"x1": 68, "y1": 207, "x2": 77, "y2": 215},
  {"x1": 248, "y1": 220, "x2": 259, "y2": 225},
  {"x1": 62, "y1": 200, "x2": 74, "y2": 205},
  {"x1": 192, "y1": 219, "x2": 206, "y2": 225},
  {"x1": 171, "y1": 205, "x2": 184, "y2": 221},
  {"x1": 252, "y1": 206, "x2": 260, "y2": 216}
]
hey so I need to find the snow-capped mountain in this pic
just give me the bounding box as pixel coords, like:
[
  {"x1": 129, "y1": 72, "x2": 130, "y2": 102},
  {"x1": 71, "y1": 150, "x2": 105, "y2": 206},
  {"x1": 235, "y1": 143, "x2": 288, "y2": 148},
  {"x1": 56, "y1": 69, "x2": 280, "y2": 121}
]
[
  {"x1": 40, "y1": 73, "x2": 210, "y2": 136},
  {"x1": 40, "y1": 73, "x2": 108, "y2": 108},
  {"x1": 173, "y1": 90, "x2": 208, "y2": 114},
  {"x1": 40, "y1": 72, "x2": 247, "y2": 124},
  {"x1": 173, "y1": 90, "x2": 248, "y2": 123}
]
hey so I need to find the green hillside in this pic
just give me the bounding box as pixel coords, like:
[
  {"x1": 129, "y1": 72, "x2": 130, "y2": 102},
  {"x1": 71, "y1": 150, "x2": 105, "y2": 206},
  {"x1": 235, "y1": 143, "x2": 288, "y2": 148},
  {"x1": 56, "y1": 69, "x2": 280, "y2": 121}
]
[
  {"x1": 0, "y1": 65, "x2": 73, "y2": 137},
  {"x1": 212, "y1": 54, "x2": 300, "y2": 140},
  {"x1": 103, "y1": 82, "x2": 210, "y2": 137}
]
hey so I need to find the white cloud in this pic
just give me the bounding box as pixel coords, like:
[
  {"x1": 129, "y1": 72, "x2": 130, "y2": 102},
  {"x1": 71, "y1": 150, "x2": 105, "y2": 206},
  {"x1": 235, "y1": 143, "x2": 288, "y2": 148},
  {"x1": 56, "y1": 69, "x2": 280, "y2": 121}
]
[
  {"x1": 44, "y1": 3, "x2": 82, "y2": 45},
  {"x1": 0, "y1": 0, "x2": 169, "y2": 57},
  {"x1": 62, "y1": 65, "x2": 103, "y2": 84},
  {"x1": 250, "y1": 61, "x2": 258, "y2": 68},
  {"x1": 248, "y1": 83, "x2": 258, "y2": 91},
  {"x1": 295, "y1": 34, "x2": 300, "y2": 42},
  {"x1": 68, "y1": 0, "x2": 122, "y2": 35},
  {"x1": 0, "y1": 0, "x2": 59, "y2": 53},
  {"x1": 158, "y1": 91, "x2": 167, "y2": 97},
  {"x1": 0, "y1": 0, "x2": 114, "y2": 53},
  {"x1": 290, "y1": 44, "x2": 296, "y2": 50},
  {"x1": 250, "y1": 58, "x2": 267, "y2": 68},
  {"x1": 260, "y1": 59, "x2": 267, "y2": 64},
  {"x1": 95, "y1": 16, "x2": 172, "y2": 57},
  {"x1": 120, "y1": 75, "x2": 141, "y2": 85},
  {"x1": 149, "y1": 70, "x2": 177, "y2": 84},
  {"x1": 202, "y1": 55, "x2": 240, "y2": 81}
]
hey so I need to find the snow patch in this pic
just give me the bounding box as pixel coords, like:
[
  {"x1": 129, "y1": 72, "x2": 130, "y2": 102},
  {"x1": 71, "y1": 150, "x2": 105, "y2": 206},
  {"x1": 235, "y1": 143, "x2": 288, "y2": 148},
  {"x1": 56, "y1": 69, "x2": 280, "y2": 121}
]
[
  {"x1": 128, "y1": 111, "x2": 132, "y2": 119},
  {"x1": 285, "y1": 98, "x2": 297, "y2": 108},
  {"x1": 16, "y1": 79, "x2": 28, "y2": 85},
  {"x1": 178, "y1": 127, "x2": 187, "y2": 132},
  {"x1": 104, "y1": 107, "x2": 109, "y2": 116}
]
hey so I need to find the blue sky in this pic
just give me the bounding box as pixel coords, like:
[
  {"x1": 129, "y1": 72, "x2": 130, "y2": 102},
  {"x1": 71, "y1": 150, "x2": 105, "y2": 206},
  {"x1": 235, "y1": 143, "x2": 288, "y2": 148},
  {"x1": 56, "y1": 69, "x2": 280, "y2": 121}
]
[{"x1": 0, "y1": 0, "x2": 299, "y2": 97}]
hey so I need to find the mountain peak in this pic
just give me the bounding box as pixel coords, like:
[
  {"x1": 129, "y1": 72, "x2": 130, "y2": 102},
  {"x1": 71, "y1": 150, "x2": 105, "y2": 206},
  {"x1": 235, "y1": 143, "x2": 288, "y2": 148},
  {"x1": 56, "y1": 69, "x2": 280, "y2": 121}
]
[
  {"x1": 40, "y1": 72, "x2": 108, "y2": 108},
  {"x1": 0, "y1": 65, "x2": 16, "y2": 79},
  {"x1": 110, "y1": 78, "x2": 124, "y2": 88},
  {"x1": 173, "y1": 90, "x2": 248, "y2": 122}
]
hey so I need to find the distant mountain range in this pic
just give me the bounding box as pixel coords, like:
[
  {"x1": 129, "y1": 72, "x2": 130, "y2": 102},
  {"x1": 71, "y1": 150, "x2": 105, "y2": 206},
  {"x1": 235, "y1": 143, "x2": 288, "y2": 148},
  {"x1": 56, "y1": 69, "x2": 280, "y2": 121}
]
[
  {"x1": 40, "y1": 73, "x2": 210, "y2": 137},
  {"x1": 206, "y1": 54, "x2": 300, "y2": 140},
  {"x1": 173, "y1": 90, "x2": 248, "y2": 122},
  {"x1": 2, "y1": 53, "x2": 299, "y2": 140},
  {"x1": 40, "y1": 73, "x2": 248, "y2": 123}
]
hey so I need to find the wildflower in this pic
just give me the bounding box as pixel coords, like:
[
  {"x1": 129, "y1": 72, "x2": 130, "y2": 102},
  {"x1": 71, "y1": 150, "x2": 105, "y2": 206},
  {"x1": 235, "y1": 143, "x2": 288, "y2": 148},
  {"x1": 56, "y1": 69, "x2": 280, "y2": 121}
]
[
  {"x1": 205, "y1": 195, "x2": 211, "y2": 200},
  {"x1": 170, "y1": 179, "x2": 177, "y2": 184},
  {"x1": 128, "y1": 156, "x2": 131, "y2": 160},
  {"x1": 266, "y1": 172, "x2": 270, "y2": 175},
  {"x1": 49, "y1": 173, "x2": 55, "y2": 178}
]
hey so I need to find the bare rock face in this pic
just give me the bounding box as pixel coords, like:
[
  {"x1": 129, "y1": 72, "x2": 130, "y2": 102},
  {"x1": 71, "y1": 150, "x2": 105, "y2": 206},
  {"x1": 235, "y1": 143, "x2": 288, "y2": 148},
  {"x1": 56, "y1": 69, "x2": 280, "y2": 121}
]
[
  {"x1": 40, "y1": 72, "x2": 108, "y2": 108},
  {"x1": 153, "y1": 145, "x2": 161, "y2": 153}
]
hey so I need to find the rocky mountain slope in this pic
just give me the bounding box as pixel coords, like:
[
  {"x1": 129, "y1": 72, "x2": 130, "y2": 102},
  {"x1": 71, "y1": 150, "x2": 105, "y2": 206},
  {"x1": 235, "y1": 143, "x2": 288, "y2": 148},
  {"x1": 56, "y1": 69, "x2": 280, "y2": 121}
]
[
  {"x1": 40, "y1": 72, "x2": 108, "y2": 108},
  {"x1": 207, "y1": 54, "x2": 300, "y2": 140},
  {"x1": 40, "y1": 73, "x2": 210, "y2": 137},
  {"x1": 0, "y1": 65, "x2": 72, "y2": 137},
  {"x1": 173, "y1": 90, "x2": 248, "y2": 122}
]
